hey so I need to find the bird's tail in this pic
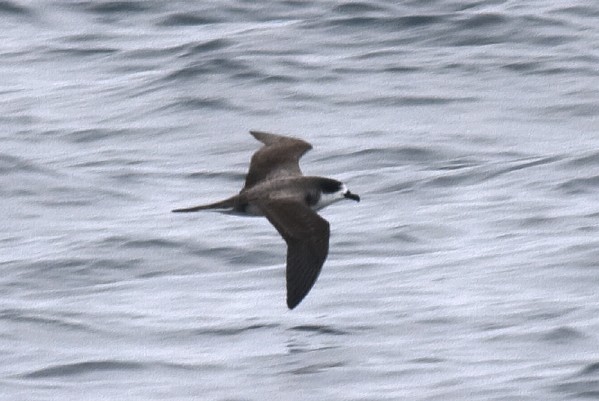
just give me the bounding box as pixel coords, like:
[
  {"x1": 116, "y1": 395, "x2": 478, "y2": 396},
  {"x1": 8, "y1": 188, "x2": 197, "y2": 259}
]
[{"x1": 172, "y1": 196, "x2": 236, "y2": 213}]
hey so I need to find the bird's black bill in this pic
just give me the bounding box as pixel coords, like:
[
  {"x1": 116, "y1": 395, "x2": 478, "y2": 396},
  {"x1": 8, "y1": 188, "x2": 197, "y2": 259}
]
[{"x1": 344, "y1": 191, "x2": 360, "y2": 202}]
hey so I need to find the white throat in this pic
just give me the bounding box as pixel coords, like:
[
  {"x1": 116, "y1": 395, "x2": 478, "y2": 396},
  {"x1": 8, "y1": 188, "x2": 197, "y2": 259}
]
[{"x1": 313, "y1": 185, "x2": 347, "y2": 211}]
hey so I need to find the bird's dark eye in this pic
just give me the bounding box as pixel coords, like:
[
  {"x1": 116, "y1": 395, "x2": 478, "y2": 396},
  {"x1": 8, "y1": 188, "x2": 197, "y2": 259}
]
[{"x1": 320, "y1": 179, "x2": 342, "y2": 194}]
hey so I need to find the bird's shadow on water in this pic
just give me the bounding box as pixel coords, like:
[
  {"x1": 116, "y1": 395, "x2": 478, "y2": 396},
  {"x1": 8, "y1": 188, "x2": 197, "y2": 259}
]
[{"x1": 279, "y1": 323, "x2": 356, "y2": 375}]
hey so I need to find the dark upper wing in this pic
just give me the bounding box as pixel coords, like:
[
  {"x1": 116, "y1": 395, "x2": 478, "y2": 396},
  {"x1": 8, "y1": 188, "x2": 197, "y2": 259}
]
[
  {"x1": 243, "y1": 131, "x2": 312, "y2": 190},
  {"x1": 256, "y1": 198, "x2": 330, "y2": 309}
]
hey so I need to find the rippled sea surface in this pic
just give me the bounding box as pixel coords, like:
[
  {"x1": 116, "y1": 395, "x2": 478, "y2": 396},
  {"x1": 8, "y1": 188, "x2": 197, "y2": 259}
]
[{"x1": 2, "y1": 1, "x2": 599, "y2": 400}]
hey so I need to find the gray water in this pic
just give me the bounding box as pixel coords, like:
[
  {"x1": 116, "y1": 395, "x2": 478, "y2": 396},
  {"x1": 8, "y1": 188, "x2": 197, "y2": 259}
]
[{"x1": 2, "y1": 1, "x2": 599, "y2": 400}]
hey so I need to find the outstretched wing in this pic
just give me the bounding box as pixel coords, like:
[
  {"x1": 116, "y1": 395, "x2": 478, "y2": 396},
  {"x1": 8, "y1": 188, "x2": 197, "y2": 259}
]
[
  {"x1": 243, "y1": 131, "x2": 312, "y2": 190},
  {"x1": 256, "y1": 198, "x2": 330, "y2": 309}
]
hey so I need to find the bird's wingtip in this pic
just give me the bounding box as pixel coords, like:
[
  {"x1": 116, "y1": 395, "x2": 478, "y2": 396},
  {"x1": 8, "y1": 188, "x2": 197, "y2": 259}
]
[{"x1": 287, "y1": 300, "x2": 299, "y2": 310}]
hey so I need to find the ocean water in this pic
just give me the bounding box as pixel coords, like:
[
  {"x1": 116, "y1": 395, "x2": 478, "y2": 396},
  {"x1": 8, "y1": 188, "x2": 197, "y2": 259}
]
[{"x1": 2, "y1": 1, "x2": 599, "y2": 400}]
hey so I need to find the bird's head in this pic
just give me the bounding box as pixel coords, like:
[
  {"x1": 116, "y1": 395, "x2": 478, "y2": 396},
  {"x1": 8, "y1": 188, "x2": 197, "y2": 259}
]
[{"x1": 314, "y1": 178, "x2": 360, "y2": 210}]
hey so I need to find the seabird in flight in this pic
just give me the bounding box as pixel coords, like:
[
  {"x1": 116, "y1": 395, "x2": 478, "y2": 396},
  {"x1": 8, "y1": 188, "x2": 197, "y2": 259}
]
[{"x1": 173, "y1": 130, "x2": 360, "y2": 309}]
